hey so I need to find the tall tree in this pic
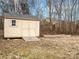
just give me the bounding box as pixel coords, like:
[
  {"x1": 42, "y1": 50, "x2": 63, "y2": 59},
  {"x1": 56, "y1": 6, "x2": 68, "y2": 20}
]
[
  {"x1": 55, "y1": 0, "x2": 63, "y2": 33},
  {"x1": 29, "y1": 0, "x2": 44, "y2": 19},
  {"x1": 13, "y1": 0, "x2": 29, "y2": 15},
  {"x1": 46, "y1": 0, "x2": 52, "y2": 23},
  {"x1": 20, "y1": 0, "x2": 29, "y2": 14}
]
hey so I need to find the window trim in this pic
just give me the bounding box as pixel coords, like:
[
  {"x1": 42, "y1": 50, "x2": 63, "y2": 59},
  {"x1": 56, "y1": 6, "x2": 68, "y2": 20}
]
[{"x1": 12, "y1": 19, "x2": 16, "y2": 27}]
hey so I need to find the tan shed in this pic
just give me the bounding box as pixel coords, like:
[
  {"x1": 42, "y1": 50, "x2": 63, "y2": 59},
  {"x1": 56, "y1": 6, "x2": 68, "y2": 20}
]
[{"x1": 4, "y1": 13, "x2": 40, "y2": 39}]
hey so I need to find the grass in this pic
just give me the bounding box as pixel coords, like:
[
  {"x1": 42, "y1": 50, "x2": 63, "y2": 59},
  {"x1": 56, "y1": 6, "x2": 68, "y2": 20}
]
[{"x1": 0, "y1": 36, "x2": 79, "y2": 59}]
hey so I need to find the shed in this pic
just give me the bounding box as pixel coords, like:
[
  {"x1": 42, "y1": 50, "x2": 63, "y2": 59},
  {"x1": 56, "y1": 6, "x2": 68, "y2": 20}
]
[{"x1": 4, "y1": 13, "x2": 40, "y2": 39}]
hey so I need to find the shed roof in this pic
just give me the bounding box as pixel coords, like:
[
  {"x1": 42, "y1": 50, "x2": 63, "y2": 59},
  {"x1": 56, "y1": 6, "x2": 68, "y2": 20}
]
[{"x1": 4, "y1": 13, "x2": 40, "y2": 21}]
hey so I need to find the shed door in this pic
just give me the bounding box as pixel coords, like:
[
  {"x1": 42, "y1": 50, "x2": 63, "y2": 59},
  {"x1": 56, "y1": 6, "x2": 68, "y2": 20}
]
[{"x1": 22, "y1": 21, "x2": 36, "y2": 37}]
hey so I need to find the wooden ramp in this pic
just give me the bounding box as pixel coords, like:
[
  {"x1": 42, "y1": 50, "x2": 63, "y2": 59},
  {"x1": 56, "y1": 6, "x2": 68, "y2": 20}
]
[{"x1": 22, "y1": 37, "x2": 40, "y2": 41}]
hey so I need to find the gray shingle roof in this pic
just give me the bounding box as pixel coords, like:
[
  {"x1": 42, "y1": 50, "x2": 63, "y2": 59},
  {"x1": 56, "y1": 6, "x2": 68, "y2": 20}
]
[{"x1": 4, "y1": 13, "x2": 40, "y2": 21}]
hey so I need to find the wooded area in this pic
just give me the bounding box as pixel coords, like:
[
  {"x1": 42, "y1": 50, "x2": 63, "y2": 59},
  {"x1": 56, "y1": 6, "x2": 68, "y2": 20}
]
[{"x1": 0, "y1": 0, "x2": 79, "y2": 35}]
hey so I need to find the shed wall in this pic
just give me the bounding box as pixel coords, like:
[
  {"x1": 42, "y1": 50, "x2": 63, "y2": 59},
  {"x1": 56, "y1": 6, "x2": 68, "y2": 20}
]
[{"x1": 4, "y1": 19, "x2": 40, "y2": 38}]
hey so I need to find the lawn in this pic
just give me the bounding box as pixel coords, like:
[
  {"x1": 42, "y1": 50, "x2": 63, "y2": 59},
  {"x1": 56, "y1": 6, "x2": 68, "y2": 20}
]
[{"x1": 0, "y1": 35, "x2": 79, "y2": 59}]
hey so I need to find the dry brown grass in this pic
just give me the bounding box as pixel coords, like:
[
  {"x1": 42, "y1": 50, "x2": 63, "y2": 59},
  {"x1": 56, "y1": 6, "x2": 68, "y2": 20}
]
[{"x1": 0, "y1": 35, "x2": 79, "y2": 59}]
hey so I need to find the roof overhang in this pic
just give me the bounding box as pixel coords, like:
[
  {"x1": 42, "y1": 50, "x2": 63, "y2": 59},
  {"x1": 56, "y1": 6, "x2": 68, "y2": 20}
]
[{"x1": 4, "y1": 13, "x2": 40, "y2": 21}]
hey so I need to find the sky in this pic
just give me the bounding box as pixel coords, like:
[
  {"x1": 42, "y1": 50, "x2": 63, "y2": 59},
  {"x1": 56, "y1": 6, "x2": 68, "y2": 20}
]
[
  {"x1": 28, "y1": 0, "x2": 47, "y2": 18},
  {"x1": 0, "y1": 0, "x2": 3, "y2": 16}
]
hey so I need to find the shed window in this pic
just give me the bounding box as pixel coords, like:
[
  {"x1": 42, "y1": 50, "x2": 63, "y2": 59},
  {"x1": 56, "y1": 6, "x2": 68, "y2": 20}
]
[{"x1": 12, "y1": 20, "x2": 16, "y2": 26}]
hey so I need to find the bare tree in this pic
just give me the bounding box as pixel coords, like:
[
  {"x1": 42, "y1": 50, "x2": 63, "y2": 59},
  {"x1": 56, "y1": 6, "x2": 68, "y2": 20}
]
[
  {"x1": 46, "y1": 0, "x2": 53, "y2": 32},
  {"x1": 70, "y1": 0, "x2": 77, "y2": 34},
  {"x1": 30, "y1": 0, "x2": 43, "y2": 19},
  {"x1": 54, "y1": 0, "x2": 63, "y2": 33},
  {"x1": 46, "y1": 0, "x2": 52, "y2": 23}
]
